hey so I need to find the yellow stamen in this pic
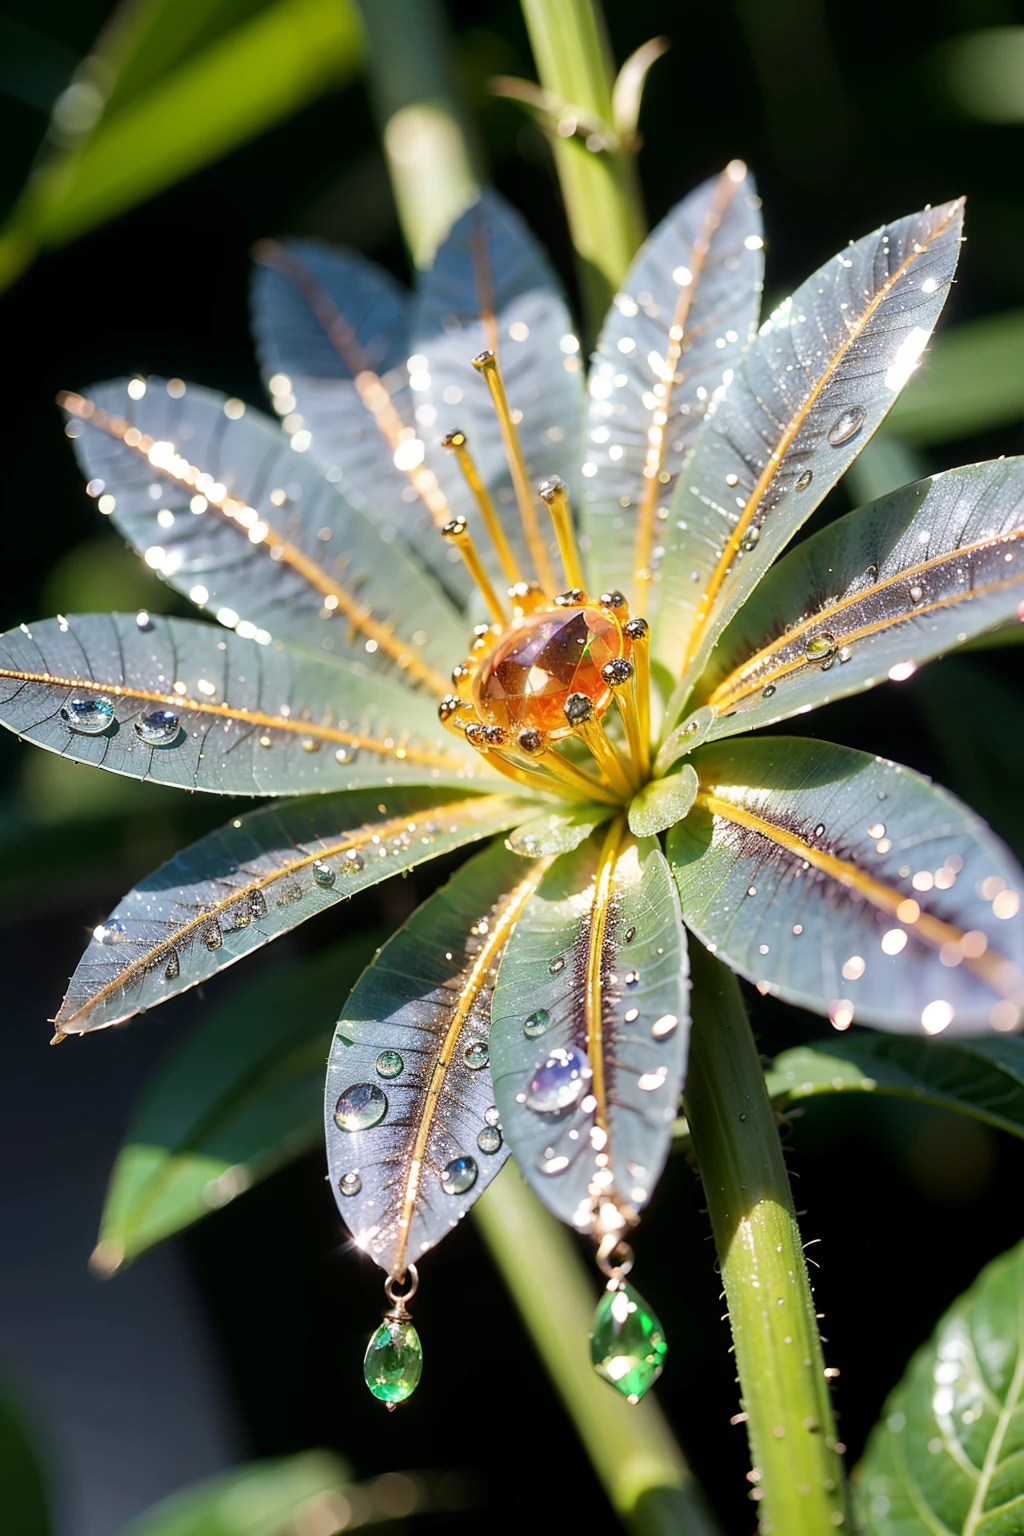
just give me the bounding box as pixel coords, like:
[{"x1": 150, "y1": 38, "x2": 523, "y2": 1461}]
[
  {"x1": 565, "y1": 695, "x2": 635, "y2": 800},
  {"x1": 441, "y1": 430, "x2": 524, "y2": 587},
  {"x1": 586, "y1": 817, "x2": 627, "y2": 1134},
  {"x1": 442, "y1": 517, "x2": 508, "y2": 626},
  {"x1": 472, "y1": 349, "x2": 555, "y2": 592},
  {"x1": 623, "y1": 617, "x2": 651, "y2": 777},
  {"x1": 538, "y1": 476, "x2": 586, "y2": 593}
]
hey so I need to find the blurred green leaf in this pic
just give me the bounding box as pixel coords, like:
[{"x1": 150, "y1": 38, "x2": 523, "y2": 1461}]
[
  {"x1": 118, "y1": 1452, "x2": 350, "y2": 1536},
  {"x1": 915, "y1": 657, "x2": 1024, "y2": 855},
  {"x1": 887, "y1": 310, "x2": 1024, "y2": 444},
  {"x1": 855, "y1": 1235, "x2": 1024, "y2": 1533},
  {"x1": 0, "y1": 1391, "x2": 50, "y2": 1536},
  {"x1": 0, "y1": 0, "x2": 365, "y2": 293},
  {"x1": 94, "y1": 936, "x2": 379, "y2": 1273},
  {"x1": 938, "y1": 26, "x2": 1024, "y2": 123}
]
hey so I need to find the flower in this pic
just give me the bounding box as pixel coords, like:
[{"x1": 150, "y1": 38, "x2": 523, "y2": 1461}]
[{"x1": 6, "y1": 165, "x2": 1024, "y2": 1310}]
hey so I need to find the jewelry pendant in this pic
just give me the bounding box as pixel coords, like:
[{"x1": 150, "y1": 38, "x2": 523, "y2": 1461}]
[
  {"x1": 589, "y1": 1238, "x2": 667, "y2": 1405},
  {"x1": 363, "y1": 1266, "x2": 422, "y2": 1409}
]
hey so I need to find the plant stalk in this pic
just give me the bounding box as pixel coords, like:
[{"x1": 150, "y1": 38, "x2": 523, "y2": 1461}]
[
  {"x1": 683, "y1": 943, "x2": 849, "y2": 1534},
  {"x1": 519, "y1": 0, "x2": 645, "y2": 331},
  {"x1": 353, "y1": 0, "x2": 478, "y2": 267},
  {"x1": 475, "y1": 1166, "x2": 721, "y2": 1536}
]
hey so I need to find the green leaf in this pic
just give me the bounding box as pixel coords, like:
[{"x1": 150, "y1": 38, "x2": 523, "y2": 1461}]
[
  {"x1": 0, "y1": 614, "x2": 482, "y2": 797},
  {"x1": 698, "y1": 459, "x2": 1024, "y2": 744},
  {"x1": 118, "y1": 1451, "x2": 351, "y2": 1536},
  {"x1": 94, "y1": 939, "x2": 377, "y2": 1271},
  {"x1": 767, "y1": 1035, "x2": 1024, "y2": 1139},
  {"x1": 628, "y1": 764, "x2": 698, "y2": 837},
  {"x1": 666, "y1": 735, "x2": 1024, "y2": 1033},
  {"x1": 410, "y1": 191, "x2": 583, "y2": 593},
  {"x1": 579, "y1": 163, "x2": 763, "y2": 608},
  {"x1": 659, "y1": 199, "x2": 964, "y2": 702},
  {"x1": 57, "y1": 787, "x2": 529, "y2": 1035},
  {"x1": 916, "y1": 658, "x2": 1024, "y2": 855},
  {"x1": 888, "y1": 309, "x2": 1024, "y2": 444},
  {"x1": 0, "y1": 0, "x2": 365, "y2": 293},
  {"x1": 63, "y1": 379, "x2": 464, "y2": 689},
  {"x1": 0, "y1": 1391, "x2": 50, "y2": 1536},
  {"x1": 490, "y1": 822, "x2": 689, "y2": 1235},
  {"x1": 506, "y1": 801, "x2": 611, "y2": 856},
  {"x1": 855, "y1": 1236, "x2": 1024, "y2": 1535},
  {"x1": 324, "y1": 842, "x2": 540, "y2": 1275}
]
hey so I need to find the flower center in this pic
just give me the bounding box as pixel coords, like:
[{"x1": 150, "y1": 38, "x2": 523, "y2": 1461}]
[{"x1": 473, "y1": 606, "x2": 629, "y2": 737}]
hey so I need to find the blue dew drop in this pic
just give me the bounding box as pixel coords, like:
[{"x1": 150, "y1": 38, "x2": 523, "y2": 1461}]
[
  {"x1": 526, "y1": 1046, "x2": 592, "y2": 1114},
  {"x1": 61, "y1": 695, "x2": 114, "y2": 735},
  {"x1": 440, "y1": 1155, "x2": 478, "y2": 1194},
  {"x1": 462, "y1": 1040, "x2": 489, "y2": 1070},
  {"x1": 134, "y1": 708, "x2": 180, "y2": 746},
  {"x1": 334, "y1": 1082, "x2": 388, "y2": 1132}
]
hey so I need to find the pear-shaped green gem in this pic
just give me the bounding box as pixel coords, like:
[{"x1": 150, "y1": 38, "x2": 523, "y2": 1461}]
[
  {"x1": 363, "y1": 1317, "x2": 422, "y2": 1404},
  {"x1": 590, "y1": 1280, "x2": 667, "y2": 1404}
]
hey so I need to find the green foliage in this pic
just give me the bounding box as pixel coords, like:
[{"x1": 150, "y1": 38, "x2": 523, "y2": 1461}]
[
  {"x1": 856, "y1": 1236, "x2": 1024, "y2": 1534},
  {"x1": 0, "y1": 0, "x2": 365, "y2": 292},
  {"x1": 118, "y1": 1452, "x2": 351, "y2": 1536},
  {"x1": 0, "y1": 1392, "x2": 50, "y2": 1536}
]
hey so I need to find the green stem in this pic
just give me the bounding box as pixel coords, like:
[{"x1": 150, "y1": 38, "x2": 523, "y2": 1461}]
[
  {"x1": 475, "y1": 1166, "x2": 721, "y2": 1536},
  {"x1": 683, "y1": 943, "x2": 849, "y2": 1534},
  {"x1": 353, "y1": 0, "x2": 478, "y2": 267},
  {"x1": 519, "y1": 0, "x2": 644, "y2": 331}
]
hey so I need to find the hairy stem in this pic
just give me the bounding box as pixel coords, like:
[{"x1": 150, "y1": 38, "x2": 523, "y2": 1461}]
[
  {"x1": 683, "y1": 943, "x2": 849, "y2": 1534},
  {"x1": 353, "y1": 0, "x2": 478, "y2": 267},
  {"x1": 475, "y1": 1166, "x2": 721, "y2": 1536},
  {"x1": 519, "y1": 0, "x2": 645, "y2": 331}
]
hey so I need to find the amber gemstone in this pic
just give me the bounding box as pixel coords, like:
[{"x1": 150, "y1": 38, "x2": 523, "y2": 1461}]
[{"x1": 473, "y1": 605, "x2": 628, "y2": 736}]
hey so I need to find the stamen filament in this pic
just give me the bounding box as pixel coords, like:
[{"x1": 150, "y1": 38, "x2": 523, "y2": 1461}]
[
  {"x1": 472, "y1": 349, "x2": 555, "y2": 592},
  {"x1": 538, "y1": 476, "x2": 585, "y2": 593},
  {"x1": 442, "y1": 518, "x2": 508, "y2": 626},
  {"x1": 535, "y1": 747, "x2": 622, "y2": 806},
  {"x1": 624, "y1": 617, "x2": 651, "y2": 778},
  {"x1": 441, "y1": 430, "x2": 524, "y2": 587},
  {"x1": 464, "y1": 733, "x2": 595, "y2": 802},
  {"x1": 564, "y1": 694, "x2": 635, "y2": 800},
  {"x1": 602, "y1": 659, "x2": 646, "y2": 781}
]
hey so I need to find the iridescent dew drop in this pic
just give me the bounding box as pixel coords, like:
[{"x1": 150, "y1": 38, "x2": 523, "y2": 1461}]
[
  {"x1": 338, "y1": 1171, "x2": 362, "y2": 1197},
  {"x1": 134, "y1": 708, "x2": 181, "y2": 746},
  {"x1": 477, "y1": 1125, "x2": 503, "y2": 1154},
  {"x1": 61, "y1": 695, "x2": 114, "y2": 735},
  {"x1": 526, "y1": 1046, "x2": 593, "y2": 1114},
  {"x1": 523, "y1": 1008, "x2": 552, "y2": 1038},
  {"x1": 805, "y1": 631, "x2": 836, "y2": 662},
  {"x1": 95, "y1": 918, "x2": 126, "y2": 945},
  {"x1": 441, "y1": 1155, "x2": 478, "y2": 1194},
  {"x1": 334, "y1": 1082, "x2": 388, "y2": 1131},
  {"x1": 375, "y1": 1049, "x2": 404, "y2": 1079},
  {"x1": 313, "y1": 859, "x2": 336, "y2": 889},
  {"x1": 827, "y1": 404, "x2": 866, "y2": 446},
  {"x1": 463, "y1": 1040, "x2": 489, "y2": 1070}
]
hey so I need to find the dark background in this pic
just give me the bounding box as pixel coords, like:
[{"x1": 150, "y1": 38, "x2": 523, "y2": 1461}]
[{"x1": 1, "y1": 2, "x2": 1024, "y2": 1533}]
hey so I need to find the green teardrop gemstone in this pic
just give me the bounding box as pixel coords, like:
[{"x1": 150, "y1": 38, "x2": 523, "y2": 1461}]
[
  {"x1": 590, "y1": 1280, "x2": 667, "y2": 1403},
  {"x1": 363, "y1": 1317, "x2": 423, "y2": 1404}
]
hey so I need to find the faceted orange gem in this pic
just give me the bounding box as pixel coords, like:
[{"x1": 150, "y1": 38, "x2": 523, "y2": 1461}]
[{"x1": 473, "y1": 605, "x2": 628, "y2": 736}]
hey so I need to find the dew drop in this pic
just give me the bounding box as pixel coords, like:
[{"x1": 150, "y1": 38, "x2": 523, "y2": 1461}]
[
  {"x1": 134, "y1": 708, "x2": 180, "y2": 746},
  {"x1": 812, "y1": 823, "x2": 826, "y2": 839},
  {"x1": 805, "y1": 632, "x2": 836, "y2": 661},
  {"x1": 866, "y1": 563, "x2": 879, "y2": 581},
  {"x1": 338, "y1": 1171, "x2": 362, "y2": 1197},
  {"x1": 203, "y1": 920, "x2": 223, "y2": 951},
  {"x1": 375, "y1": 1049, "x2": 404, "y2": 1079},
  {"x1": 441, "y1": 1155, "x2": 478, "y2": 1194},
  {"x1": 523, "y1": 1008, "x2": 552, "y2": 1038},
  {"x1": 249, "y1": 890, "x2": 268, "y2": 920},
  {"x1": 827, "y1": 405, "x2": 866, "y2": 446},
  {"x1": 624, "y1": 970, "x2": 640, "y2": 989},
  {"x1": 313, "y1": 859, "x2": 336, "y2": 888},
  {"x1": 334, "y1": 1082, "x2": 388, "y2": 1131},
  {"x1": 549, "y1": 956, "x2": 566, "y2": 975},
  {"x1": 477, "y1": 1125, "x2": 503, "y2": 1154},
  {"x1": 164, "y1": 950, "x2": 180, "y2": 980},
  {"x1": 794, "y1": 469, "x2": 813, "y2": 491},
  {"x1": 527, "y1": 1046, "x2": 592, "y2": 1114},
  {"x1": 484, "y1": 1105, "x2": 500, "y2": 1126},
  {"x1": 345, "y1": 849, "x2": 366, "y2": 873},
  {"x1": 624, "y1": 926, "x2": 636, "y2": 943},
  {"x1": 95, "y1": 919, "x2": 126, "y2": 945},
  {"x1": 762, "y1": 684, "x2": 777, "y2": 699},
  {"x1": 651, "y1": 1014, "x2": 679, "y2": 1040},
  {"x1": 463, "y1": 1040, "x2": 489, "y2": 1070},
  {"x1": 61, "y1": 695, "x2": 114, "y2": 735},
  {"x1": 740, "y1": 525, "x2": 761, "y2": 553},
  {"x1": 909, "y1": 584, "x2": 923, "y2": 603}
]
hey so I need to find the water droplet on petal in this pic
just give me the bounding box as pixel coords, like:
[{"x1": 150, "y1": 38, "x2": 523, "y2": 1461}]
[
  {"x1": 95, "y1": 919, "x2": 126, "y2": 945},
  {"x1": 484, "y1": 1105, "x2": 500, "y2": 1126},
  {"x1": 805, "y1": 632, "x2": 836, "y2": 661},
  {"x1": 334, "y1": 1082, "x2": 388, "y2": 1131},
  {"x1": 338, "y1": 1171, "x2": 362, "y2": 1197},
  {"x1": 477, "y1": 1125, "x2": 503, "y2": 1154},
  {"x1": 794, "y1": 469, "x2": 813, "y2": 491},
  {"x1": 375, "y1": 1050, "x2": 404, "y2": 1079},
  {"x1": 249, "y1": 890, "x2": 268, "y2": 920},
  {"x1": 134, "y1": 708, "x2": 180, "y2": 746},
  {"x1": 523, "y1": 1008, "x2": 552, "y2": 1038},
  {"x1": 624, "y1": 970, "x2": 640, "y2": 988},
  {"x1": 827, "y1": 405, "x2": 866, "y2": 446},
  {"x1": 313, "y1": 859, "x2": 336, "y2": 888},
  {"x1": 740, "y1": 525, "x2": 761, "y2": 553},
  {"x1": 762, "y1": 683, "x2": 777, "y2": 699},
  {"x1": 624, "y1": 926, "x2": 636, "y2": 943},
  {"x1": 549, "y1": 956, "x2": 566, "y2": 975},
  {"x1": 527, "y1": 1046, "x2": 592, "y2": 1114},
  {"x1": 203, "y1": 919, "x2": 223, "y2": 951},
  {"x1": 651, "y1": 1014, "x2": 679, "y2": 1039},
  {"x1": 345, "y1": 849, "x2": 366, "y2": 873},
  {"x1": 164, "y1": 950, "x2": 180, "y2": 980},
  {"x1": 61, "y1": 695, "x2": 114, "y2": 735},
  {"x1": 440, "y1": 1155, "x2": 478, "y2": 1194},
  {"x1": 463, "y1": 1040, "x2": 489, "y2": 1070}
]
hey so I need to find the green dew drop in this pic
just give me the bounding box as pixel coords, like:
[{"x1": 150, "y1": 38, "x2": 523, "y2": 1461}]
[
  {"x1": 375, "y1": 1049, "x2": 404, "y2": 1079},
  {"x1": 523, "y1": 1008, "x2": 551, "y2": 1038},
  {"x1": 590, "y1": 1281, "x2": 667, "y2": 1404},
  {"x1": 363, "y1": 1317, "x2": 423, "y2": 1405}
]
